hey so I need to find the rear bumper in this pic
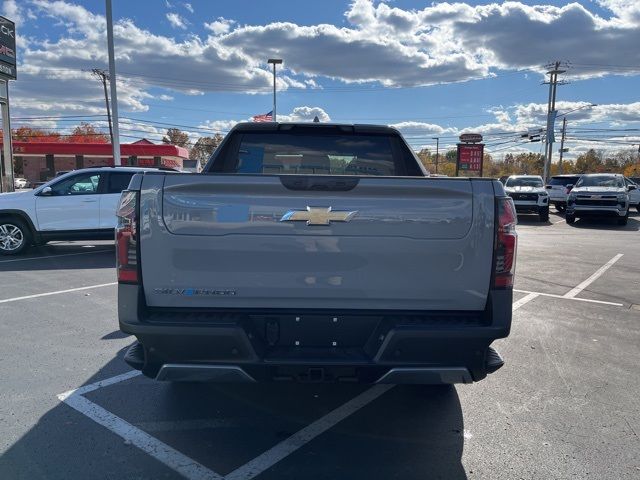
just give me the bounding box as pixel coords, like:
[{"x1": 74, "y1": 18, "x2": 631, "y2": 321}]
[{"x1": 119, "y1": 284, "x2": 512, "y2": 384}]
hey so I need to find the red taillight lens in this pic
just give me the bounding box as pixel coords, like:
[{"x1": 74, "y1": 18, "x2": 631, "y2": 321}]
[
  {"x1": 116, "y1": 190, "x2": 139, "y2": 284},
  {"x1": 493, "y1": 197, "x2": 518, "y2": 288}
]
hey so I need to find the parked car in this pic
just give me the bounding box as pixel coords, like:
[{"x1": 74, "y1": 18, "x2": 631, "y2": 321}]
[
  {"x1": 566, "y1": 173, "x2": 633, "y2": 225},
  {"x1": 0, "y1": 166, "x2": 169, "y2": 255},
  {"x1": 13, "y1": 177, "x2": 29, "y2": 189},
  {"x1": 504, "y1": 175, "x2": 549, "y2": 221},
  {"x1": 118, "y1": 122, "x2": 516, "y2": 385},
  {"x1": 545, "y1": 174, "x2": 582, "y2": 212},
  {"x1": 624, "y1": 177, "x2": 640, "y2": 212}
]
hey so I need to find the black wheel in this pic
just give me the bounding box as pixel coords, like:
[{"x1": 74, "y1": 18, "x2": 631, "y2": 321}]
[
  {"x1": 0, "y1": 218, "x2": 32, "y2": 255},
  {"x1": 618, "y1": 214, "x2": 628, "y2": 226},
  {"x1": 636, "y1": 205, "x2": 640, "y2": 214},
  {"x1": 539, "y1": 207, "x2": 549, "y2": 222},
  {"x1": 566, "y1": 214, "x2": 576, "y2": 224}
]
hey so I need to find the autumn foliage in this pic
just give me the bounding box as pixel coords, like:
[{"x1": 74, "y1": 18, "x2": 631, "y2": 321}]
[{"x1": 7, "y1": 123, "x2": 110, "y2": 143}]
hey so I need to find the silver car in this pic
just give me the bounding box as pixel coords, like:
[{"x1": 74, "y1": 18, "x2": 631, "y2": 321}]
[{"x1": 566, "y1": 173, "x2": 634, "y2": 226}]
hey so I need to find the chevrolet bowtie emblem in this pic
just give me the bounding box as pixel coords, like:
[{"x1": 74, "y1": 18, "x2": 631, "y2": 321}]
[{"x1": 280, "y1": 207, "x2": 358, "y2": 226}]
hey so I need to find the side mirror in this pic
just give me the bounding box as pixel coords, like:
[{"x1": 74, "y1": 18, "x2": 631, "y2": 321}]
[
  {"x1": 628, "y1": 184, "x2": 637, "y2": 191},
  {"x1": 566, "y1": 184, "x2": 574, "y2": 189},
  {"x1": 39, "y1": 186, "x2": 53, "y2": 196}
]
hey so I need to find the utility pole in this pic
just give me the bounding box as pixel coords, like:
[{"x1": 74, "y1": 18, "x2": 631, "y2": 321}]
[
  {"x1": 91, "y1": 69, "x2": 114, "y2": 146},
  {"x1": 105, "y1": 0, "x2": 121, "y2": 165},
  {"x1": 267, "y1": 58, "x2": 282, "y2": 122},
  {"x1": 558, "y1": 116, "x2": 567, "y2": 174},
  {"x1": 432, "y1": 137, "x2": 439, "y2": 174},
  {"x1": 542, "y1": 61, "x2": 567, "y2": 183}
]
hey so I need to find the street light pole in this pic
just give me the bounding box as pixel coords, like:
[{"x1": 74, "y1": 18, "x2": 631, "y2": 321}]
[
  {"x1": 106, "y1": 0, "x2": 121, "y2": 165},
  {"x1": 558, "y1": 116, "x2": 567, "y2": 175},
  {"x1": 555, "y1": 104, "x2": 596, "y2": 175},
  {"x1": 267, "y1": 58, "x2": 282, "y2": 122},
  {"x1": 432, "y1": 137, "x2": 439, "y2": 174}
]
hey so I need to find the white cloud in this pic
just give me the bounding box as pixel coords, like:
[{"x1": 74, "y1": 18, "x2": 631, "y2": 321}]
[
  {"x1": 278, "y1": 106, "x2": 331, "y2": 123},
  {"x1": 2, "y1": 0, "x2": 19, "y2": 21},
  {"x1": 390, "y1": 122, "x2": 456, "y2": 136},
  {"x1": 166, "y1": 12, "x2": 187, "y2": 30},
  {"x1": 158, "y1": 94, "x2": 174, "y2": 101},
  {"x1": 204, "y1": 17, "x2": 235, "y2": 35},
  {"x1": 184, "y1": 3, "x2": 194, "y2": 14}
]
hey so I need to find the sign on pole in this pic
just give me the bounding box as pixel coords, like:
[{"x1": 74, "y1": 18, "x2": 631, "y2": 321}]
[
  {"x1": 456, "y1": 143, "x2": 484, "y2": 176},
  {"x1": 0, "y1": 16, "x2": 16, "y2": 79}
]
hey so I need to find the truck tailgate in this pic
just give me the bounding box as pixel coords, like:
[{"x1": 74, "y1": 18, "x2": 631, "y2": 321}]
[{"x1": 139, "y1": 174, "x2": 495, "y2": 311}]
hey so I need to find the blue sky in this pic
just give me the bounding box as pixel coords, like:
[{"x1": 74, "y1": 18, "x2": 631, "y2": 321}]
[{"x1": 3, "y1": 0, "x2": 640, "y2": 158}]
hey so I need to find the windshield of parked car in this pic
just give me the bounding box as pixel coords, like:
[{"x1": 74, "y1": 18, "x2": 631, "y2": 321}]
[
  {"x1": 506, "y1": 177, "x2": 543, "y2": 187},
  {"x1": 548, "y1": 176, "x2": 580, "y2": 186},
  {"x1": 575, "y1": 175, "x2": 623, "y2": 188}
]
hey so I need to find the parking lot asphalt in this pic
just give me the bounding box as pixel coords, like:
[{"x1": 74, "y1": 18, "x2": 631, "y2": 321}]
[{"x1": 1, "y1": 210, "x2": 639, "y2": 480}]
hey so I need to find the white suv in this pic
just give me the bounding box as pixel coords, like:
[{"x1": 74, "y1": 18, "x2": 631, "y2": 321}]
[
  {"x1": 545, "y1": 174, "x2": 581, "y2": 212},
  {"x1": 0, "y1": 167, "x2": 167, "y2": 255},
  {"x1": 504, "y1": 175, "x2": 550, "y2": 222},
  {"x1": 566, "y1": 173, "x2": 634, "y2": 226}
]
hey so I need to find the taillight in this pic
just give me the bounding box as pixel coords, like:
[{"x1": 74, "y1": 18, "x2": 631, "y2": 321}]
[
  {"x1": 116, "y1": 190, "x2": 139, "y2": 284},
  {"x1": 493, "y1": 197, "x2": 518, "y2": 288}
]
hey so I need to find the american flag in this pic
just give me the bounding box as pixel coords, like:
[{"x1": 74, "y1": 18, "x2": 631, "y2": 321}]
[{"x1": 252, "y1": 110, "x2": 273, "y2": 122}]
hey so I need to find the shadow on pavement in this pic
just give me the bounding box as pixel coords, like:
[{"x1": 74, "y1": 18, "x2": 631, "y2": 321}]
[
  {"x1": 0, "y1": 244, "x2": 115, "y2": 272},
  {"x1": 568, "y1": 216, "x2": 640, "y2": 231},
  {"x1": 0, "y1": 350, "x2": 466, "y2": 480}
]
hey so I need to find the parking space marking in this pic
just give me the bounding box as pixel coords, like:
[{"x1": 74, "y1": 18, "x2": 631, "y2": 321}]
[
  {"x1": 0, "y1": 249, "x2": 113, "y2": 263},
  {"x1": 514, "y1": 289, "x2": 623, "y2": 307},
  {"x1": 0, "y1": 282, "x2": 117, "y2": 304},
  {"x1": 59, "y1": 389, "x2": 222, "y2": 480},
  {"x1": 564, "y1": 253, "x2": 623, "y2": 298},
  {"x1": 224, "y1": 384, "x2": 394, "y2": 480},
  {"x1": 553, "y1": 219, "x2": 565, "y2": 224},
  {"x1": 512, "y1": 292, "x2": 538, "y2": 311}
]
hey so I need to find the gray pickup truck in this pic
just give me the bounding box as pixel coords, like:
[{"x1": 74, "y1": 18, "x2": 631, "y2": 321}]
[{"x1": 117, "y1": 123, "x2": 517, "y2": 385}]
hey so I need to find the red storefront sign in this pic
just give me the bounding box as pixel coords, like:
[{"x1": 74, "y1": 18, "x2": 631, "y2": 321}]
[{"x1": 456, "y1": 143, "x2": 484, "y2": 174}]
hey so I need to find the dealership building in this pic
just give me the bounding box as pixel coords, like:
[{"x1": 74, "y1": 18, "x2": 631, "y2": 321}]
[{"x1": 4, "y1": 139, "x2": 193, "y2": 184}]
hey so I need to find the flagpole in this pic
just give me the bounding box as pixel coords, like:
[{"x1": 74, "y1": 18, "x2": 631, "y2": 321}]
[{"x1": 267, "y1": 58, "x2": 282, "y2": 122}]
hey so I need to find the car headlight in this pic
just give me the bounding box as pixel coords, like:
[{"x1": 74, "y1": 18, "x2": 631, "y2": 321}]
[{"x1": 617, "y1": 193, "x2": 626, "y2": 201}]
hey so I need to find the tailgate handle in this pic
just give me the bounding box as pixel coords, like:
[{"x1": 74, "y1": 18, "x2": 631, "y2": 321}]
[{"x1": 280, "y1": 176, "x2": 359, "y2": 192}]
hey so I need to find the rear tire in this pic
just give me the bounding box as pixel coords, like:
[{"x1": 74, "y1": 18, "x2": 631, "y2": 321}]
[
  {"x1": 539, "y1": 207, "x2": 549, "y2": 222},
  {"x1": 0, "y1": 218, "x2": 32, "y2": 255},
  {"x1": 565, "y1": 214, "x2": 576, "y2": 224}
]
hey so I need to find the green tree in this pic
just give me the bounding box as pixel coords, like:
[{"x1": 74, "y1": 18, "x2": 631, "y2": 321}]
[
  {"x1": 574, "y1": 149, "x2": 601, "y2": 173},
  {"x1": 162, "y1": 128, "x2": 190, "y2": 148},
  {"x1": 190, "y1": 133, "x2": 224, "y2": 166}
]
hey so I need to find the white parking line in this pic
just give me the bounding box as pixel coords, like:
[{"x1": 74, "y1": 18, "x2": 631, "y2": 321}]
[
  {"x1": 553, "y1": 219, "x2": 565, "y2": 224},
  {"x1": 512, "y1": 292, "x2": 538, "y2": 311},
  {"x1": 514, "y1": 289, "x2": 623, "y2": 307},
  {"x1": 0, "y1": 249, "x2": 113, "y2": 263},
  {"x1": 224, "y1": 385, "x2": 394, "y2": 480},
  {"x1": 0, "y1": 282, "x2": 116, "y2": 304},
  {"x1": 60, "y1": 391, "x2": 221, "y2": 480},
  {"x1": 564, "y1": 253, "x2": 623, "y2": 298}
]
